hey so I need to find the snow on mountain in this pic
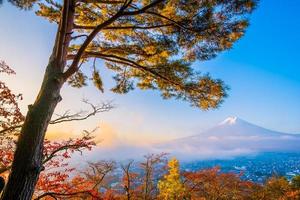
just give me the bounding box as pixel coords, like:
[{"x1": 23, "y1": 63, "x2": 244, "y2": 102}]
[
  {"x1": 219, "y1": 116, "x2": 239, "y2": 125},
  {"x1": 79, "y1": 116, "x2": 300, "y2": 161},
  {"x1": 154, "y1": 117, "x2": 300, "y2": 160}
]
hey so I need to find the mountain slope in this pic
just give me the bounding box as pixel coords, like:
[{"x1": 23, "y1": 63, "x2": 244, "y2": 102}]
[{"x1": 155, "y1": 117, "x2": 300, "y2": 160}]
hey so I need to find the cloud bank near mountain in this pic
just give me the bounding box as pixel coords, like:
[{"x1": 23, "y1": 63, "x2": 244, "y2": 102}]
[
  {"x1": 82, "y1": 117, "x2": 300, "y2": 161},
  {"x1": 153, "y1": 117, "x2": 300, "y2": 160}
]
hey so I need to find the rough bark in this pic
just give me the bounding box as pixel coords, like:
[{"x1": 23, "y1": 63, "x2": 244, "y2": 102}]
[
  {"x1": 0, "y1": 58, "x2": 64, "y2": 199},
  {"x1": 0, "y1": 0, "x2": 75, "y2": 198}
]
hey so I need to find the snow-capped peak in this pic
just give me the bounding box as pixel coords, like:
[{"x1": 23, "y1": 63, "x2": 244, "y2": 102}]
[
  {"x1": 219, "y1": 116, "x2": 238, "y2": 125},
  {"x1": 155, "y1": 116, "x2": 300, "y2": 160}
]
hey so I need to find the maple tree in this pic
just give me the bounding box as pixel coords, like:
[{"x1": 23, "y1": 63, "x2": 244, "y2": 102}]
[
  {"x1": 34, "y1": 159, "x2": 117, "y2": 199},
  {"x1": 0, "y1": 60, "x2": 24, "y2": 176},
  {"x1": 33, "y1": 134, "x2": 97, "y2": 199},
  {"x1": 254, "y1": 176, "x2": 300, "y2": 200},
  {"x1": 0, "y1": 124, "x2": 103, "y2": 199},
  {"x1": 183, "y1": 166, "x2": 257, "y2": 200},
  {"x1": 0, "y1": 61, "x2": 24, "y2": 135},
  {"x1": 0, "y1": 128, "x2": 98, "y2": 199}
]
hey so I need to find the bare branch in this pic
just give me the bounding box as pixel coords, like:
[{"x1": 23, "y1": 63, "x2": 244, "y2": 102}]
[
  {"x1": 82, "y1": 161, "x2": 116, "y2": 189},
  {"x1": 50, "y1": 100, "x2": 113, "y2": 124},
  {"x1": 121, "y1": 160, "x2": 135, "y2": 200},
  {"x1": 0, "y1": 100, "x2": 113, "y2": 135}
]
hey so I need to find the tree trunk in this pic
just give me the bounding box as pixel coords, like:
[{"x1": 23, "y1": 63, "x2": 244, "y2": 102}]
[
  {"x1": 1, "y1": 0, "x2": 75, "y2": 198},
  {"x1": 0, "y1": 58, "x2": 64, "y2": 199}
]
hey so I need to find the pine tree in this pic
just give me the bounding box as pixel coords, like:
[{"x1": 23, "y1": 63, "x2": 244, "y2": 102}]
[
  {"x1": 158, "y1": 158, "x2": 186, "y2": 200},
  {"x1": 2, "y1": 0, "x2": 256, "y2": 199}
]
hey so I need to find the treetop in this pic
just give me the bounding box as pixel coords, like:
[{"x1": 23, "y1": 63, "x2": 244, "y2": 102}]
[{"x1": 8, "y1": 0, "x2": 256, "y2": 109}]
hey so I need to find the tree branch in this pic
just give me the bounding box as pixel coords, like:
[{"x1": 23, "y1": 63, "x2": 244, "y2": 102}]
[
  {"x1": 68, "y1": 52, "x2": 184, "y2": 89},
  {"x1": 0, "y1": 100, "x2": 112, "y2": 135},
  {"x1": 34, "y1": 161, "x2": 115, "y2": 200},
  {"x1": 35, "y1": 190, "x2": 98, "y2": 200},
  {"x1": 0, "y1": 125, "x2": 22, "y2": 135},
  {"x1": 42, "y1": 143, "x2": 88, "y2": 164},
  {"x1": 122, "y1": 0, "x2": 165, "y2": 16},
  {"x1": 63, "y1": 0, "x2": 170, "y2": 80},
  {"x1": 76, "y1": 0, "x2": 124, "y2": 4},
  {"x1": 73, "y1": 23, "x2": 172, "y2": 30},
  {"x1": 0, "y1": 166, "x2": 11, "y2": 174},
  {"x1": 146, "y1": 11, "x2": 195, "y2": 33},
  {"x1": 71, "y1": 34, "x2": 89, "y2": 40},
  {"x1": 50, "y1": 100, "x2": 113, "y2": 124},
  {"x1": 63, "y1": 0, "x2": 133, "y2": 80}
]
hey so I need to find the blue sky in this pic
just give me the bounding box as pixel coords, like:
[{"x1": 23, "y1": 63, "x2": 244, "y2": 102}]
[{"x1": 0, "y1": 0, "x2": 299, "y2": 143}]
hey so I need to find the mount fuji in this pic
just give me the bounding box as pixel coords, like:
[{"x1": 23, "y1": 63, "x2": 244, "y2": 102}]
[{"x1": 155, "y1": 117, "x2": 300, "y2": 160}]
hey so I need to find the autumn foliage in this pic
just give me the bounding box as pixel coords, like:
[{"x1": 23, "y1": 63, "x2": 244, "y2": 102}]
[
  {"x1": 0, "y1": 61, "x2": 24, "y2": 133},
  {"x1": 1, "y1": 62, "x2": 300, "y2": 199},
  {"x1": 25, "y1": 157, "x2": 300, "y2": 199},
  {"x1": 157, "y1": 158, "x2": 185, "y2": 199},
  {"x1": 1, "y1": 0, "x2": 260, "y2": 198}
]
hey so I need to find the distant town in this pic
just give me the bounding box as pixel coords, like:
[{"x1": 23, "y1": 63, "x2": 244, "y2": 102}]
[{"x1": 183, "y1": 152, "x2": 300, "y2": 183}]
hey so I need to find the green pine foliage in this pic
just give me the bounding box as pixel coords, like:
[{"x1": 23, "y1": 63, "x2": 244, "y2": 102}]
[{"x1": 9, "y1": 0, "x2": 257, "y2": 110}]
